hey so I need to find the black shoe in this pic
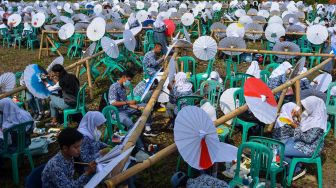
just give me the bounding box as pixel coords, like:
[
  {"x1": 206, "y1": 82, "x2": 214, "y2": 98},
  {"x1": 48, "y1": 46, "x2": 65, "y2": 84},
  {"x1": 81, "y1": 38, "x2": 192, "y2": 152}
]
[
  {"x1": 293, "y1": 168, "x2": 306, "y2": 181},
  {"x1": 143, "y1": 130, "x2": 158, "y2": 137}
]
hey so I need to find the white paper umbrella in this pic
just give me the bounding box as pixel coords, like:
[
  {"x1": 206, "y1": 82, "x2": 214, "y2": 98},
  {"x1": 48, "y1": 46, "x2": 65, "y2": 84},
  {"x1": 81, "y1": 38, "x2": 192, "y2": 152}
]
[
  {"x1": 244, "y1": 78, "x2": 277, "y2": 124},
  {"x1": 219, "y1": 37, "x2": 246, "y2": 56},
  {"x1": 239, "y1": 15, "x2": 253, "y2": 25},
  {"x1": 87, "y1": 17, "x2": 106, "y2": 41},
  {"x1": 58, "y1": 23, "x2": 75, "y2": 40},
  {"x1": 234, "y1": 9, "x2": 246, "y2": 18},
  {"x1": 265, "y1": 23, "x2": 285, "y2": 43},
  {"x1": 136, "y1": 1, "x2": 145, "y2": 10},
  {"x1": 268, "y1": 15, "x2": 283, "y2": 25},
  {"x1": 272, "y1": 41, "x2": 300, "y2": 59},
  {"x1": 226, "y1": 23, "x2": 245, "y2": 38},
  {"x1": 31, "y1": 12, "x2": 45, "y2": 28},
  {"x1": 123, "y1": 30, "x2": 136, "y2": 52},
  {"x1": 219, "y1": 88, "x2": 240, "y2": 125},
  {"x1": 94, "y1": 4, "x2": 103, "y2": 15},
  {"x1": 175, "y1": 106, "x2": 237, "y2": 170},
  {"x1": 64, "y1": 3, "x2": 73, "y2": 14},
  {"x1": 0, "y1": 72, "x2": 15, "y2": 93},
  {"x1": 245, "y1": 23, "x2": 263, "y2": 41},
  {"x1": 257, "y1": 9, "x2": 270, "y2": 18},
  {"x1": 24, "y1": 64, "x2": 51, "y2": 99},
  {"x1": 311, "y1": 73, "x2": 332, "y2": 92},
  {"x1": 193, "y1": 36, "x2": 217, "y2": 61},
  {"x1": 83, "y1": 42, "x2": 97, "y2": 58},
  {"x1": 213, "y1": 3, "x2": 222, "y2": 12},
  {"x1": 136, "y1": 10, "x2": 148, "y2": 22},
  {"x1": 47, "y1": 56, "x2": 64, "y2": 72},
  {"x1": 60, "y1": 16, "x2": 74, "y2": 25},
  {"x1": 181, "y1": 12, "x2": 194, "y2": 26},
  {"x1": 8, "y1": 14, "x2": 21, "y2": 27},
  {"x1": 101, "y1": 36, "x2": 119, "y2": 59},
  {"x1": 306, "y1": 24, "x2": 328, "y2": 45}
]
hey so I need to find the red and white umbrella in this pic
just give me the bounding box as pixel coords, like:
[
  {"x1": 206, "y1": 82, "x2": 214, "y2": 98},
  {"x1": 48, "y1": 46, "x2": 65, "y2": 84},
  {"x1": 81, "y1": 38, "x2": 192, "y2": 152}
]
[
  {"x1": 244, "y1": 78, "x2": 277, "y2": 124},
  {"x1": 164, "y1": 19, "x2": 175, "y2": 36},
  {"x1": 174, "y1": 106, "x2": 237, "y2": 170}
]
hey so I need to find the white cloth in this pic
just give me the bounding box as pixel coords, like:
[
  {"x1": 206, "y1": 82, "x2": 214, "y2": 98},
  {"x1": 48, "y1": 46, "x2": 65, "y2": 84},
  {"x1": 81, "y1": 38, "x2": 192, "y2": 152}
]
[
  {"x1": 78, "y1": 111, "x2": 106, "y2": 141},
  {"x1": 125, "y1": 13, "x2": 137, "y2": 29},
  {"x1": 201, "y1": 102, "x2": 217, "y2": 121},
  {"x1": 174, "y1": 72, "x2": 193, "y2": 93},
  {"x1": 270, "y1": 61, "x2": 292, "y2": 78},
  {"x1": 275, "y1": 102, "x2": 296, "y2": 128},
  {"x1": 207, "y1": 71, "x2": 223, "y2": 84},
  {"x1": 156, "y1": 73, "x2": 170, "y2": 103},
  {"x1": 245, "y1": 61, "x2": 260, "y2": 78},
  {"x1": 0, "y1": 98, "x2": 33, "y2": 129},
  {"x1": 300, "y1": 96, "x2": 327, "y2": 132}
]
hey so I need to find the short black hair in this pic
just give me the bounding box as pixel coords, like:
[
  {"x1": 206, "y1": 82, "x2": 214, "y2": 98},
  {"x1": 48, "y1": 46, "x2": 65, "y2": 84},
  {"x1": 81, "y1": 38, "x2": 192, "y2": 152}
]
[
  {"x1": 51, "y1": 64, "x2": 66, "y2": 74},
  {"x1": 121, "y1": 71, "x2": 134, "y2": 78},
  {"x1": 154, "y1": 42, "x2": 162, "y2": 47},
  {"x1": 58, "y1": 128, "x2": 83, "y2": 149}
]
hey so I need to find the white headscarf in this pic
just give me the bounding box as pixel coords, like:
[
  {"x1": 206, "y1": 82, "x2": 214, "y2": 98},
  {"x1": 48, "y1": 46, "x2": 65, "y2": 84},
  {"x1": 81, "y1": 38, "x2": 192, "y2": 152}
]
[
  {"x1": 246, "y1": 61, "x2": 260, "y2": 78},
  {"x1": 78, "y1": 111, "x2": 106, "y2": 141},
  {"x1": 153, "y1": 15, "x2": 164, "y2": 28},
  {"x1": 207, "y1": 71, "x2": 223, "y2": 83},
  {"x1": 174, "y1": 72, "x2": 193, "y2": 93},
  {"x1": 300, "y1": 96, "x2": 327, "y2": 132},
  {"x1": 275, "y1": 102, "x2": 296, "y2": 128},
  {"x1": 125, "y1": 13, "x2": 137, "y2": 29},
  {"x1": 0, "y1": 98, "x2": 33, "y2": 129},
  {"x1": 270, "y1": 61, "x2": 292, "y2": 78}
]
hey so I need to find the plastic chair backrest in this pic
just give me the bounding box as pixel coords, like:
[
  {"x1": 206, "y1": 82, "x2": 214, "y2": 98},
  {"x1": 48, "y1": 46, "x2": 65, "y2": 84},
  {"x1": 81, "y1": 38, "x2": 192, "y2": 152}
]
[
  {"x1": 2, "y1": 121, "x2": 34, "y2": 154},
  {"x1": 233, "y1": 142, "x2": 273, "y2": 186},
  {"x1": 102, "y1": 105, "x2": 124, "y2": 134},
  {"x1": 224, "y1": 60, "x2": 238, "y2": 76},
  {"x1": 233, "y1": 88, "x2": 245, "y2": 107},
  {"x1": 230, "y1": 73, "x2": 252, "y2": 88},
  {"x1": 177, "y1": 95, "x2": 203, "y2": 112},
  {"x1": 249, "y1": 136, "x2": 285, "y2": 168},
  {"x1": 200, "y1": 80, "x2": 224, "y2": 107},
  {"x1": 260, "y1": 70, "x2": 270, "y2": 84},
  {"x1": 265, "y1": 63, "x2": 279, "y2": 73},
  {"x1": 311, "y1": 122, "x2": 331, "y2": 159},
  {"x1": 75, "y1": 83, "x2": 87, "y2": 110},
  {"x1": 205, "y1": 59, "x2": 215, "y2": 75},
  {"x1": 326, "y1": 82, "x2": 336, "y2": 107},
  {"x1": 177, "y1": 56, "x2": 197, "y2": 75},
  {"x1": 145, "y1": 30, "x2": 154, "y2": 44}
]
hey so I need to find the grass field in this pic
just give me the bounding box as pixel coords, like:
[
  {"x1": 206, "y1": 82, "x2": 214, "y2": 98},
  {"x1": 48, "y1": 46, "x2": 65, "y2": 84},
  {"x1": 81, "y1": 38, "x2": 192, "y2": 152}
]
[{"x1": 0, "y1": 44, "x2": 336, "y2": 188}]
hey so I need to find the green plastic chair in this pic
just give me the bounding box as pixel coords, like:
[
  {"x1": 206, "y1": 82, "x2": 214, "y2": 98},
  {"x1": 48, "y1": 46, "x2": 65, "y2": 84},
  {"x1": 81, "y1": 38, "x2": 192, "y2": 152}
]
[
  {"x1": 286, "y1": 122, "x2": 331, "y2": 188},
  {"x1": 200, "y1": 80, "x2": 224, "y2": 109},
  {"x1": 249, "y1": 136, "x2": 286, "y2": 188},
  {"x1": 229, "y1": 142, "x2": 273, "y2": 187},
  {"x1": 326, "y1": 82, "x2": 336, "y2": 137},
  {"x1": 63, "y1": 83, "x2": 87, "y2": 127},
  {"x1": 26, "y1": 31, "x2": 39, "y2": 50},
  {"x1": 260, "y1": 70, "x2": 271, "y2": 84},
  {"x1": 96, "y1": 56, "x2": 125, "y2": 82},
  {"x1": 223, "y1": 60, "x2": 238, "y2": 87},
  {"x1": 0, "y1": 121, "x2": 35, "y2": 185},
  {"x1": 231, "y1": 88, "x2": 256, "y2": 143},
  {"x1": 229, "y1": 73, "x2": 253, "y2": 88},
  {"x1": 13, "y1": 29, "x2": 23, "y2": 49},
  {"x1": 67, "y1": 33, "x2": 84, "y2": 59},
  {"x1": 102, "y1": 105, "x2": 127, "y2": 145},
  {"x1": 0, "y1": 28, "x2": 12, "y2": 47},
  {"x1": 177, "y1": 56, "x2": 197, "y2": 91},
  {"x1": 194, "y1": 58, "x2": 215, "y2": 90},
  {"x1": 265, "y1": 63, "x2": 279, "y2": 73},
  {"x1": 308, "y1": 56, "x2": 322, "y2": 69}
]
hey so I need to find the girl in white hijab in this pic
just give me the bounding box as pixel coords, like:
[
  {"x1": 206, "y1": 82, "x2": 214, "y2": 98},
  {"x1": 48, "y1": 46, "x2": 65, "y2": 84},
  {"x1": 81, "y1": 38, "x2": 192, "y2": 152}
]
[
  {"x1": 78, "y1": 111, "x2": 110, "y2": 162},
  {"x1": 273, "y1": 102, "x2": 297, "y2": 142},
  {"x1": 284, "y1": 97, "x2": 328, "y2": 177},
  {"x1": 207, "y1": 71, "x2": 223, "y2": 84},
  {"x1": 245, "y1": 61, "x2": 260, "y2": 78},
  {"x1": 269, "y1": 61, "x2": 292, "y2": 78}
]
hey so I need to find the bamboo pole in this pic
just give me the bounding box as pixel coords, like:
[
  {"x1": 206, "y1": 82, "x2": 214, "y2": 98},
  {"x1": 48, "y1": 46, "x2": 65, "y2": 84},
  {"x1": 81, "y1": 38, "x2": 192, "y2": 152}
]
[
  {"x1": 104, "y1": 57, "x2": 333, "y2": 187},
  {"x1": 38, "y1": 30, "x2": 44, "y2": 59},
  {"x1": 46, "y1": 36, "x2": 62, "y2": 57},
  {"x1": 294, "y1": 80, "x2": 301, "y2": 107},
  {"x1": 266, "y1": 88, "x2": 288, "y2": 132},
  {"x1": 212, "y1": 29, "x2": 307, "y2": 36},
  {"x1": 85, "y1": 60, "x2": 94, "y2": 99}
]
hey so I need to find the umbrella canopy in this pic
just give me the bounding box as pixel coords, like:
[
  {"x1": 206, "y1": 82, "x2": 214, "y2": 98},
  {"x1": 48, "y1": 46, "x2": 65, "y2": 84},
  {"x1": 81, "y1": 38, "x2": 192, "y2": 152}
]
[
  {"x1": 245, "y1": 23, "x2": 263, "y2": 41},
  {"x1": 58, "y1": 23, "x2": 75, "y2": 40},
  {"x1": 257, "y1": 9, "x2": 269, "y2": 18},
  {"x1": 193, "y1": 36, "x2": 217, "y2": 61},
  {"x1": 82, "y1": 42, "x2": 97, "y2": 58},
  {"x1": 123, "y1": 30, "x2": 136, "y2": 52},
  {"x1": 175, "y1": 106, "x2": 237, "y2": 170},
  {"x1": 60, "y1": 16, "x2": 74, "y2": 25},
  {"x1": 24, "y1": 64, "x2": 51, "y2": 99},
  {"x1": 289, "y1": 57, "x2": 306, "y2": 79},
  {"x1": 272, "y1": 41, "x2": 300, "y2": 59},
  {"x1": 286, "y1": 24, "x2": 305, "y2": 40},
  {"x1": 219, "y1": 88, "x2": 240, "y2": 125},
  {"x1": 210, "y1": 22, "x2": 226, "y2": 39},
  {"x1": 31, "y1": 12, "x2": 45, "y2": 28},
  {"x1": 226, "y1": 23, "x2": 245, "y2": 38},
  {"x1": 0, "y1": 72, "x2": 15, "y2": 93},
  {"x1": 265, "y1": 23, "x2": 285, "y2": 43},
  {"x1": 219, "y1": 37, "x2": 246, "y2": 56},
  {"x1": 164, "y1": 19, "x2": 175, "y2": 36},
  {"x1": 306, "y1": 24, "x2": 328, "y2": 45},
  {"x1": 8, "y1": 13, "x2": 21, "y2": 27},
  {"x1": 47, "y1": 56, "x2": 64, "y2": 72},
  {"x1": 311, "y1": 73, "x2": 332, "y2": 92},
  {"x1": 244, "y1": 77, "x2": 277, "y2": 124},
  {"x1": 181, "y1": 12, "x2": 194, "y2": 26},
  {"x1": 234, "y1": 9, "x2": 246, "y2": 18},
  {"x1": 252, "y1": 15, "x2": 266, "y2": 25},
  {"x1": 239, "y1": 15, "x2": 253, "y2": 25},
  {"x1": 136, "y1": 10, "x2": 148, "y2": 23},
  {"x1": 268, "y1": 15, "x2": 283, "y2": 25},
  {"x1": 86, "y1": 17, "x2": 106, "y2": 41},
  {"x1": 247, "y1": 8, "x2": 258, "y2": 16},
  {"x1": 101, "y1": 36, "x2": 119, "y2": 59}
]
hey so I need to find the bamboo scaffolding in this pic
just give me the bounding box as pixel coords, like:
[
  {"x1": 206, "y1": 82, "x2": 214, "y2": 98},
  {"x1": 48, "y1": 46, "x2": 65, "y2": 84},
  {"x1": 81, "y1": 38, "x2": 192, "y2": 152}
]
[
  {"x1": 211, "y1": 29, "x2": 306, "y2": 36},
  {"x1": 104, "y1": 57, "x2": 333, "y2": 187}
]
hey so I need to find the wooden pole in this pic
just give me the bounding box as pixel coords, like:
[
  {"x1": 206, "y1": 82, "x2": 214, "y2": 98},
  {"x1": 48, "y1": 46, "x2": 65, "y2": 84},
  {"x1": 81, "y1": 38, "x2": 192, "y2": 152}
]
[
  {"x1": 38, "y1": 30, "x2": 44, "y2": 59},
  {"x1": 85, "y1": 60, "x2": 94, "y2": 99},
  {"x1": 212, "y1": 29, "x2": 307, "y2": 36},
  {"x1": 46, "y1": 36, "x2": 62, "y2": 57},
  {"x1": 266, "y1": 88, "x2": 288, "y2": 132},
  {"x1": 75, "y1": 65, "x2": 80, "y2": 78},
  {"x1": 104, "y1": 57, "x2": 333, "y2": 187},
  {"x1": 294, "y1": 80, "x2": 301, "y2": 107}
]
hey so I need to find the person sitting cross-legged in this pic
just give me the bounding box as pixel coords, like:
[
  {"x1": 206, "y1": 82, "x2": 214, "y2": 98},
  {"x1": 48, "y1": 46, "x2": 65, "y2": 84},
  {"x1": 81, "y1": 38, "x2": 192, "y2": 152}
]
[{"x1": 108, "y1": 71, "x2": 156, "y2": 137}]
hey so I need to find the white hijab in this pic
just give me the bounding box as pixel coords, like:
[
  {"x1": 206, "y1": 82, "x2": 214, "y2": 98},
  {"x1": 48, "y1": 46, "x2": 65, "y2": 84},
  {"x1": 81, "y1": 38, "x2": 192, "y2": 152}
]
[
  {"x1": 207, "y1": 71, "x2": 223, "y2": 84},
  {"x1": 174, "y1": 72, "x2": 193, "y2": 93},
  {"x1": 0, "y1": 98, "x2": 33, "y2": 129},
  {"x1": 270, "y1": 61, "x2": 292, "y2": 78},
  {"x1": 246, "y1": 61, "x2": 260, "y2": 78},
  {"x1": 275, "y1": 102, "x2": 296, "y2": 128},
  {"x1": 153, "y1": 15, "x2": 164, "y2": 28},
  {"x1": 300, "y1": 96, "x2": 327, "y2": 132},
  {"x1": 126, "y1": 13, "x2": 137, "y2": 29},
  {"x1": 78, "y1": 111, "x2": 106, "y2": 141}
]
